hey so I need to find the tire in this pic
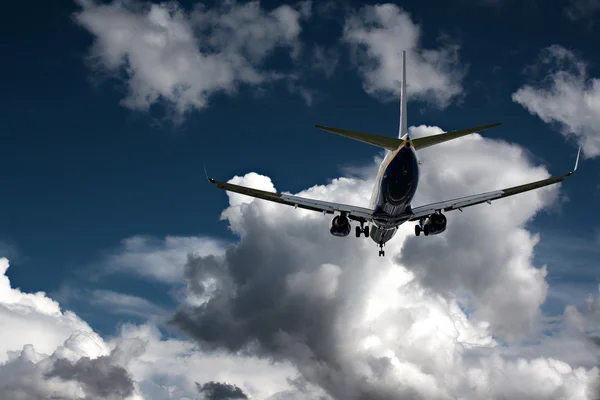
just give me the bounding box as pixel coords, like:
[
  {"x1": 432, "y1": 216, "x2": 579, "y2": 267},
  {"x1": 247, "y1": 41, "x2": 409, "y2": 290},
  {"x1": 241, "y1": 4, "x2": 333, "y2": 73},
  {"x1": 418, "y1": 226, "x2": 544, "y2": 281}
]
[
  {"x1": 364, "y1": 226, "x2": 370, "y2": 237},
  {"x1": 355, "y1": 226, "x2": 361, "y2": 238},
  {"x1": 424, "y1": 225, "x2": 430, "y2": 236},
  {"x1": 415, "y1": 225, "x2": 421, "y2": 236}
]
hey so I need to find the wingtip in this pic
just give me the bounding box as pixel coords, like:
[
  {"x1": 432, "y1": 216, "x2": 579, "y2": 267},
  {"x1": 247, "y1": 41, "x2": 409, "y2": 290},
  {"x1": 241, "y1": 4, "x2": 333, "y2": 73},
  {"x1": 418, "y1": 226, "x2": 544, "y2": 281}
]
[
  {"x1": 573, "y1": 145, "x2": 581, "y2": 172},
  {"x1": 203, "y1": 164, "x2": 214, "y2": 183}
]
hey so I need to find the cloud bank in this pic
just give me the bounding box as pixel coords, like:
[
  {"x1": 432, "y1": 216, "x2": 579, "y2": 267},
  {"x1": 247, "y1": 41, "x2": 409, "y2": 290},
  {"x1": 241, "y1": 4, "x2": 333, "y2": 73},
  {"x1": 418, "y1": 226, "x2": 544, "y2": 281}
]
[
  {"x1": 1, "y1": 123, "x2": 598, "y2": 398},
  {"x1": 513, "y1": 45, "x2": 600, "y2": 158},
  {"x1": 167, "y1": 126, "x2": 596, "y2": 399}
]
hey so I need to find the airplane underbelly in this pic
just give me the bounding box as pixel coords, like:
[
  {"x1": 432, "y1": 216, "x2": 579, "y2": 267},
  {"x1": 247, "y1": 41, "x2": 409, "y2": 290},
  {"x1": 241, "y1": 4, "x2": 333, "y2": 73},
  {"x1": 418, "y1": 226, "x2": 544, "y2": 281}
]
[{"x1": 370, "y1": 225, "x2": 397, "y2": 244}]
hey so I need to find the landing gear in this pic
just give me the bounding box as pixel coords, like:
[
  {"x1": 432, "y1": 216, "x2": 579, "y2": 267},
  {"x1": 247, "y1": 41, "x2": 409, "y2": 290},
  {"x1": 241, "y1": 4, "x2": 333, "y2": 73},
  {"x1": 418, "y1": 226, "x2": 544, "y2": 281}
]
[
  {"x1": 415, "y1": 217, "x2": 430, "y2": 236},
  {"x1": 378, "y1": 242, "x2": 385, "y2": 257},
  {"x1": 355, "y1": 222, "x2": 370, "y2": 238}
]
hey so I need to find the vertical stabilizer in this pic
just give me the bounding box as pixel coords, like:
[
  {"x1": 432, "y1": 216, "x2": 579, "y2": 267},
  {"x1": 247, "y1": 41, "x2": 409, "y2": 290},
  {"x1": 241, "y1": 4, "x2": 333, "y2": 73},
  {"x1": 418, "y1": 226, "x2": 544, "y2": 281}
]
[{"x1": 399, "y1": 50, "x2": 408, "y2": 138}]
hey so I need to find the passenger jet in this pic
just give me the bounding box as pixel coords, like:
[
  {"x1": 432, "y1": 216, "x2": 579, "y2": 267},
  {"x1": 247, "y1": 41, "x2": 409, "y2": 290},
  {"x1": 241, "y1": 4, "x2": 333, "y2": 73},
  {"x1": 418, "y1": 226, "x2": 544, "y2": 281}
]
[{"x1": 208, "y1": 51, "x2": 580, "y2": 256}]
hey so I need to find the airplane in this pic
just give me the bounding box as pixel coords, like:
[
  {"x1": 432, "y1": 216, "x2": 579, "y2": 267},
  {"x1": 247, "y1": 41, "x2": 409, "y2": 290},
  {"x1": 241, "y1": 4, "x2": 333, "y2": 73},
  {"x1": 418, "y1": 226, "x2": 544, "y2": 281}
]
[{"x1": 207, "y1": 51, "x2": 581, "y2": 257}]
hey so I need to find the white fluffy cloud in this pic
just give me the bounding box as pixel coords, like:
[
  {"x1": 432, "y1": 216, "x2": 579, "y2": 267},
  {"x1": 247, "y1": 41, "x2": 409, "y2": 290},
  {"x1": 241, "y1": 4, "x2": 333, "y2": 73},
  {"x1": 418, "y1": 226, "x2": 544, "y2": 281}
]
[
  {"x1": 343, "y1": 3, "x2": 465, "y2": 107},
  {"x1": 73, "y1": 0, "x2": 311, "y2": 116},
  {"x1": 0, "y1": 258, "x2": 105, "y2": 365},
  {"x1": 513, "y1": 45, "x2": 600, "y2": 158}
]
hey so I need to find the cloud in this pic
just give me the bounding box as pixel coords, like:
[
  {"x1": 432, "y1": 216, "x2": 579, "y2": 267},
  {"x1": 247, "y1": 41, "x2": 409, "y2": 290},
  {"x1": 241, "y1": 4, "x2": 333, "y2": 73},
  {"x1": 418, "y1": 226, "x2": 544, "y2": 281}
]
[
  {"x1": 0, "y1": 257, "x2": 144, "y2": 399},
  {"x1": 512, "y1": 45, "x2": 600, "y2": 158},
  {"x1": 342, "y1": 4, "x2": 465, "y2": 107},
  {"x1": 312, "y1": 45, "x2": 340, "y2": 78},
  {"x1": 73, "y1": 0, "x2": 312, "y2": 118},
  {"x1": 0, "y1": 258, "x2": 107, "y2": 365},
  {"x1": 565, "y1": 0, "x2": 600, "y2": 21},
  {"x1": 0, "y1": 257, "x2": 324, "y2": 399},
  {"x1": 100, "y1": 235, "x2": 225, "y2": 284},
  {"x1": 169, "y1": 125, "x2": 598, "y2": 399},
  {"x1": 61, "y1": 287, "x2": 169, "y2": 319},
  {"x1": 197, "y1": 381, "x2": 248, "y2": 400}
]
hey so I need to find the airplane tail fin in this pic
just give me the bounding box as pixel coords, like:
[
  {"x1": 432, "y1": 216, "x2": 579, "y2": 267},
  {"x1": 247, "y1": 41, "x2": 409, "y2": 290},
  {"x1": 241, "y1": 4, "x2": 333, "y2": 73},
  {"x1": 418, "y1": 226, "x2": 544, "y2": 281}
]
[
  {"x1": 315, "y1": 51, "x2": 500, "y2": 153},
  {"x1": 410, "y1": 123, "x2": 501, "y2": 151},
  {"x1": 399, "y1": 50, "x2": 408, "y2": 139}
]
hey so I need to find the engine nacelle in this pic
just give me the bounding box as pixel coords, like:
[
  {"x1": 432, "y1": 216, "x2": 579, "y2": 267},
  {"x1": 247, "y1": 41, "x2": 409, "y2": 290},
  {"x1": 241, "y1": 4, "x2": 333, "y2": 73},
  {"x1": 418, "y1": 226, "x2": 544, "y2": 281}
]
[
  {"x1": 330, "y1": 215, "x2": 351, "y2": 237},
  {"x1": 426, "y1": 213, "x2": 447, "y2": 235}
]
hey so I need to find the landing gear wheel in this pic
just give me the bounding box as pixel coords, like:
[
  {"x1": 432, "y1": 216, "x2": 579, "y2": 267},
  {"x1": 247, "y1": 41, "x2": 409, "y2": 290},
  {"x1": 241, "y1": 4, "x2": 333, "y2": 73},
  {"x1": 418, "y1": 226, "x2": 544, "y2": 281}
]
[
  {"x1": 378, "y1": 242, "x2": 385, "y2": 257},
  {"x1": 355, "y1": 226, "x2": 361, "y2": 238},
  {"x1": 415, "y1": 225, "x2": 421, "y2": 236},
  {"x1": 364, "y1": 226, "x2": 370, "y2": 237},
  {"x1": 423, "y1": 225, "x2": 430, "y2": 236}
]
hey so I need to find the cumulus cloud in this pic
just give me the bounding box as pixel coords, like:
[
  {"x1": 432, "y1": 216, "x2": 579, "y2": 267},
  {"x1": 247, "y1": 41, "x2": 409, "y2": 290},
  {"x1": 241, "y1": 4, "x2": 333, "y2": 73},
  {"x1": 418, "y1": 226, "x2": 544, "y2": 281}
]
[
  {"x1": 169, "y1": 126, "x2": 598, "y2": 399},
  {"x1": 0, "y1": 257, "x2": 321, "y2": 399},
  {"x1": 512, "y1": 45, "x2": 600, "y2": 158},
  {"x1": 0, "y1": 257, "x2": 142, "y2": 399},
  {"x1": 73, "y1": 0, "x2": 312, "y2": 117},
  {"x1": 343, "y1": 4, "x2": 465, "y2": 107}
]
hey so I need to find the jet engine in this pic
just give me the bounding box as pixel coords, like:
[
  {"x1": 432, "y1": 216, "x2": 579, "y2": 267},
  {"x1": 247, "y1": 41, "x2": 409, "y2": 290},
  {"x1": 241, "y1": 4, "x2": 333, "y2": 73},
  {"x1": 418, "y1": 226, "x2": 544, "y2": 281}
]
[
  {"x1": 330, "y1": 215, "x2": 351, "y2": 237},
  {"x1": 424, "y1": 213, "x2": 447, "y2": 235}
]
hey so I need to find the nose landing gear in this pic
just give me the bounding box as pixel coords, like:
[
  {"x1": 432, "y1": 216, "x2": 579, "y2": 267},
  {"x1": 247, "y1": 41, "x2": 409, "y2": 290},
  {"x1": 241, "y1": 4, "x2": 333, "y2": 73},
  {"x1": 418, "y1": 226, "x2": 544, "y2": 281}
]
[{"x1": 378, "y1": 242, "x2": 385, "y2": 257}]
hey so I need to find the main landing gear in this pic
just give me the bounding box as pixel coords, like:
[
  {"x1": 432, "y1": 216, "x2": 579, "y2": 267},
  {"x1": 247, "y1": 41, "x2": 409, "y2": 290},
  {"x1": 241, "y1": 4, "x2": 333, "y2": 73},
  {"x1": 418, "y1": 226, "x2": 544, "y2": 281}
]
[
  {"x1": 414, "y1": 217, "x2": 429, "y2": 236},
  {"x1": 355, "y1": 221, "x2": 370, "y2": 238}
]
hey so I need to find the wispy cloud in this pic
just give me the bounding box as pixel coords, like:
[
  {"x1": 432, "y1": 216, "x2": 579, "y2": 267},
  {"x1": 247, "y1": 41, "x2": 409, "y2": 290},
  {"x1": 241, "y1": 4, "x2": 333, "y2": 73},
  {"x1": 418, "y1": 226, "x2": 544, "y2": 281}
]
[
  {"x1": 565, "y1": 0, "x2": 600, "y2": 21},
  {"x1": 513, "y1": 45, "x2": 600, "y2": 158}
]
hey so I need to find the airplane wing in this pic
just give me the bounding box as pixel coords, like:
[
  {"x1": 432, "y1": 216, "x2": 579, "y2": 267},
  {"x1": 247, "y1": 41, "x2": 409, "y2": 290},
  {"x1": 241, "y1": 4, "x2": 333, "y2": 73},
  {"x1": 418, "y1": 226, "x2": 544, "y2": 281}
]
[
  {"x1": 208, "y1": 178, "x2": 374, "y2": 222},
  {"x1": 408, "y1": 146, "x2": 581, "y2": 221}
]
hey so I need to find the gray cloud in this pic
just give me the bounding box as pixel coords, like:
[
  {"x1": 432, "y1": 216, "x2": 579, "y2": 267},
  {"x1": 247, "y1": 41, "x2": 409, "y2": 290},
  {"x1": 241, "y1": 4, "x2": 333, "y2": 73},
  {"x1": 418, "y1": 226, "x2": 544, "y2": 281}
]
[
  {"x1": 46, "y1": 355, "x2": 135, "y2": 399},
  {"x1": 0, "y1": 333, "x2": 145, "y2": 400},
  {"x1": 196, "y1": 381, "x2": 248, "y2": 400}
]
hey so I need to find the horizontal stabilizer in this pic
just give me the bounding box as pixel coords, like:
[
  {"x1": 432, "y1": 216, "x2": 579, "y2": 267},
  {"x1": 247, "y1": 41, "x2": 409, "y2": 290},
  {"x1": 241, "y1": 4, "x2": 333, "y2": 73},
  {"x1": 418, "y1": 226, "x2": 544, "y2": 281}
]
[
  {"x1": 411, "y1": 123, "x2": 501, "y2": 151},
  {"x1": 315, "y1": 125, "x2": 401, "y2": 151}
]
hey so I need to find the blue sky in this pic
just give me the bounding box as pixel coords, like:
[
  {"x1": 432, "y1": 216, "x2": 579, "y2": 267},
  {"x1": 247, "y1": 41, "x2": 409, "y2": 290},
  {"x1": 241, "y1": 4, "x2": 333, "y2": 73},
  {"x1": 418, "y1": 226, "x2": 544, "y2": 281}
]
[{"x1": 1, "y1": 0, "x2": 600, "y2": 398}]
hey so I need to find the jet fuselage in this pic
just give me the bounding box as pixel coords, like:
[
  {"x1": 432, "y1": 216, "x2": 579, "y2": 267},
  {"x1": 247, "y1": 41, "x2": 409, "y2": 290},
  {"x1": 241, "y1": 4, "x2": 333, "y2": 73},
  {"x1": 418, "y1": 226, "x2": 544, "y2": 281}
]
[{"x1": 369, "y1": 142, "x2": 420, "y2": 245}]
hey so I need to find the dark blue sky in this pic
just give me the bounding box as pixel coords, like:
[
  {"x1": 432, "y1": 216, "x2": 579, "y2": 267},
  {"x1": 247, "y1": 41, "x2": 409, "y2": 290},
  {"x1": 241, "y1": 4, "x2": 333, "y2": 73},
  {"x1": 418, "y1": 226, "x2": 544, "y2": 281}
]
[{"x1": 1, "y1": 0, "x2": 598, "y2": 334}]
